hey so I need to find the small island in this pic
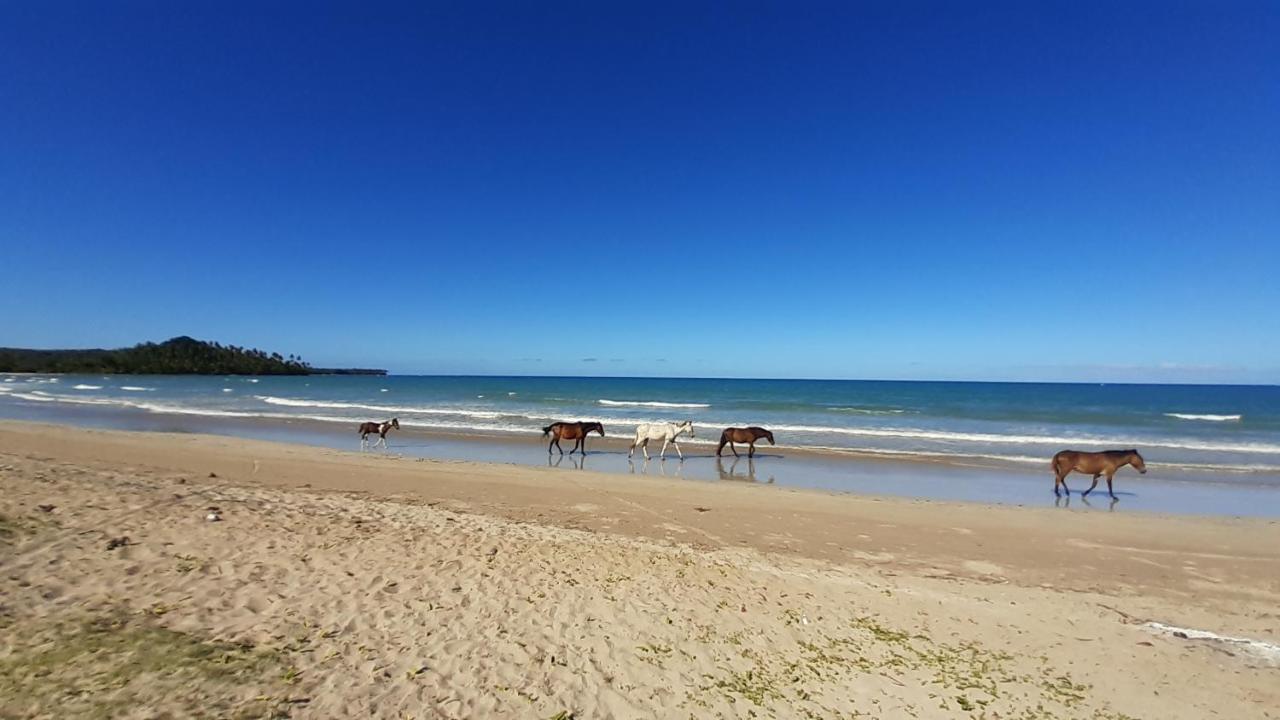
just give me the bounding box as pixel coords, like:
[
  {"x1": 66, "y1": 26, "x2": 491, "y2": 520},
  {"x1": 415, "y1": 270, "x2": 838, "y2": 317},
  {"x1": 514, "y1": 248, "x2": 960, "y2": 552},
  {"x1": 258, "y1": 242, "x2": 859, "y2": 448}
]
[{"x1": 0, "y1": 336, "x2": 386, "y2": 376}]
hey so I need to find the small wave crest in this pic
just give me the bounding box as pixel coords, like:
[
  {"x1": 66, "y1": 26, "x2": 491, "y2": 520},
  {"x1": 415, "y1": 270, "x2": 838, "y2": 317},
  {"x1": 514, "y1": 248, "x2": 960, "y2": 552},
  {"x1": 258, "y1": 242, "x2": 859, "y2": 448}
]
[
  {"x1": 1165, "y1": 413, "x2": 1242, "y2": 422},
  {"x1": 826, "y1": 406, "x2": 907, "y2": 415},
  {"x1": 758, "y1": 423, "x2": 1280, "y2": 455},
  {"x1": 598, "y1": 399, "x2": 711, "y2": 409},
  {"x1": 256, "y1": 395, "x2": 509, "y2": 420},
  {"x1": 119, "y1": 386, "x2": 154, "y2": 392},
  {"x1": 72, "y1": 384, "x2": 102, "y2": 390}
]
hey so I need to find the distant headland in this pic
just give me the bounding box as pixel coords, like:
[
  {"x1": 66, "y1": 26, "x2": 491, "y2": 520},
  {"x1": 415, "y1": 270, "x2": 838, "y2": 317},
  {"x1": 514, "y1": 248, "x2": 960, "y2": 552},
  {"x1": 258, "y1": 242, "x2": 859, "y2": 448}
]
[{"x1": 0, "y1": 336, "x2": 386, "y2": 376}]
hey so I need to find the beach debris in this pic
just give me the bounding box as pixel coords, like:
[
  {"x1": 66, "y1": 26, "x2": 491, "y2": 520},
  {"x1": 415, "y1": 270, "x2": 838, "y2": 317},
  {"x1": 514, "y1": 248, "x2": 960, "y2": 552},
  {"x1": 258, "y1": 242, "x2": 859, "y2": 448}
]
[
  {"x1": 36, "y1": 504, "x2": 55, "y2": 513},
  {"x1": 105, "y1": 536, "x2": 131, "y2": 550},
  {"x1": 694, "y1": 507, "x2": 711, "y2": 513},
  {"x1": 206, "y1": 506, "x2": 223, "y2": 522},
  {"x1": 209, "y1": 472, "x2": 218, "y2": 478}
]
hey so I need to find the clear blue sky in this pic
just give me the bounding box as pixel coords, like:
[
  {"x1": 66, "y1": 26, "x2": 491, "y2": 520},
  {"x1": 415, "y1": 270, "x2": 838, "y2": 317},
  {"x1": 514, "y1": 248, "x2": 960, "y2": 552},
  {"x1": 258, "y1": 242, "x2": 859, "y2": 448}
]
[{"x1": 2, "y1": 2, "x2": 1277, "y2": 382}]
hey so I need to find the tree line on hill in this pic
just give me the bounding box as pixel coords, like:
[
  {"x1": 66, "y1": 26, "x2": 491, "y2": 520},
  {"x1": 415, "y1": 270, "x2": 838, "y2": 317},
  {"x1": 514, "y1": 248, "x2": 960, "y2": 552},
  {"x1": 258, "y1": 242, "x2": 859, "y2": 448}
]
[{"x1": 0, "y1": 336, "x2": 385, "y2": 375}]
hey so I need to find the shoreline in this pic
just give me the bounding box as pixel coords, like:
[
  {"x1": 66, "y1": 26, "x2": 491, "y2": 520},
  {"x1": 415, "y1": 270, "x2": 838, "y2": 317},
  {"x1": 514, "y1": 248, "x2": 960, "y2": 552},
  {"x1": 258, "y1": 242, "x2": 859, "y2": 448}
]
[{"x1": 2, "y1": 400, "x2": 1280, "y2": 517}]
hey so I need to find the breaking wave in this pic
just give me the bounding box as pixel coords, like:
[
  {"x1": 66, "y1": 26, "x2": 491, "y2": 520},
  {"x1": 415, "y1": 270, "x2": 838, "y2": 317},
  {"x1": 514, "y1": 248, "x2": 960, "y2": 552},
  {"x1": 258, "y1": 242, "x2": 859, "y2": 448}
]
[{"x1": 598, "y1": 399, "x2": 711, "y2": 409}]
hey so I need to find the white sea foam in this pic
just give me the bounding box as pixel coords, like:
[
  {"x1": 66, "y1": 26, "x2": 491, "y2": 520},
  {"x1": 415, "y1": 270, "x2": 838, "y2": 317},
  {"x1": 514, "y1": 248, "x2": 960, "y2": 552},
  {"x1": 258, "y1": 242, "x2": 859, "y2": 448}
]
[
  {"x1": 247, "y1": 379, "x2": 260, "y2": 383},
  {"x1": 1144, "y1": 622, "x2": 1280, "y2": 666},
  {"x1": 119, "y1": 386, "x2": 154, "y2": 392},
  {"x1": 72, "y1": 384, "x2": 103, "y2": 390},
  {"x1": 755, "y1": 423, "x2": 1280, "y2": 455},
  {"x1": 598, "y1": 399, "x2": 711, "y2": 409},
  {"x1": 827, "y1": 407, "x2": 907, "y2": 415},
  {"x1": 255, "y1": 395, "x2": 510, "y2": 420},
  {"x1": 1165, "y1": 413, "x2": 1242, "y2": 422},
  {"x1": 380, "y1": 388, "x2": 388, "y2": 392},
  {"x1": 222, "y1": 388, "x2": 234, "y2": 392}
]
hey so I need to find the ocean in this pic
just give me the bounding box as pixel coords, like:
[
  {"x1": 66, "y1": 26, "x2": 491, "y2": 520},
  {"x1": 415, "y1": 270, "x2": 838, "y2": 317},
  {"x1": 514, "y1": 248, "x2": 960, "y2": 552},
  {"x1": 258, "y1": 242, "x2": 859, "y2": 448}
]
[{"x1": 2, "y1": 374, "x2": 1277, "y2": 477}]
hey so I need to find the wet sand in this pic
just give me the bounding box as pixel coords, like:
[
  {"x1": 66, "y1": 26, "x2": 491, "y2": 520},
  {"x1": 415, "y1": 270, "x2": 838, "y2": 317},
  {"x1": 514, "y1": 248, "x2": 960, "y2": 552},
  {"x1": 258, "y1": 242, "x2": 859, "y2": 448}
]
[
  {"x1": 2, "y1": 402, "x2": 1278, "y2": 517},
  {"x1": 2, "y1": 421, "x2": 1279, "y2": 718}
]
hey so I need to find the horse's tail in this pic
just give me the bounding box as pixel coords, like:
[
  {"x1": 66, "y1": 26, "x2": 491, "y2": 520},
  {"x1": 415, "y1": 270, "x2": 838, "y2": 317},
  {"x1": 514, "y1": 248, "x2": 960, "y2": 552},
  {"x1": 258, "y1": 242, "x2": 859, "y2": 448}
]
[
  {"x1": 542, "y1": 424, "x2": 555, "y2": 437},
  {"x1": 1050, "y1": 451, "x2": 1067, "y2": 473}
]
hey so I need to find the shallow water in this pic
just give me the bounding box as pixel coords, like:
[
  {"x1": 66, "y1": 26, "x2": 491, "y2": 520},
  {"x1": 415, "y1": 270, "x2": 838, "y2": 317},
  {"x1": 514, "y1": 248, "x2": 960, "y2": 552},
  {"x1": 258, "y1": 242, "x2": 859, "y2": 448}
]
[
  {"x1": 3, "y1": 374, "x2": 1279, "y2": 475},
  {"x1": 4, "y1": 393, "x2": 1279, "y2": 518}
]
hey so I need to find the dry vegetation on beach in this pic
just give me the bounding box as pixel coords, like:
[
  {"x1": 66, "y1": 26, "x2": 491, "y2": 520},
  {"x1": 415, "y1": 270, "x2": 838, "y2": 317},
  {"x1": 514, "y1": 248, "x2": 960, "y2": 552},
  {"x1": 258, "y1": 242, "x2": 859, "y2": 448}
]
[{"x1": 2, "y1": 423, "x2": 1278, "y2": 719}]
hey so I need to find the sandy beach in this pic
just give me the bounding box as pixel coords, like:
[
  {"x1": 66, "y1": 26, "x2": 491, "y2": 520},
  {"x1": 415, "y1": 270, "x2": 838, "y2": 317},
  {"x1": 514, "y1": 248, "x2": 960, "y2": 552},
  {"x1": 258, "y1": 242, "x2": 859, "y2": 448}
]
[{"x1": 2, "y1": 421, "x2": 1278, "y2": 719}]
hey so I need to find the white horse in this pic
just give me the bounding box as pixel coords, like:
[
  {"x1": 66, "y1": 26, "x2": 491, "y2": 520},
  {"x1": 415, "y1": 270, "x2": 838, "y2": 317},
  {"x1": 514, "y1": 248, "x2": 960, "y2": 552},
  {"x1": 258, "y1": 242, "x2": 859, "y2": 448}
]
[{"x1": 629, "y1": 420, "x2": 695, "y2": 460}]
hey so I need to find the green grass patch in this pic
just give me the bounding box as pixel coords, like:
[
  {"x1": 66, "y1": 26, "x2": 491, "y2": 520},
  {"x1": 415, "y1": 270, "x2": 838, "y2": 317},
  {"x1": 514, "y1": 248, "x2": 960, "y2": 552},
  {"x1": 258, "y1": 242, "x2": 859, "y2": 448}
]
[{"x1": 0, "y1": 611, "x2": 293, "y2": 719}]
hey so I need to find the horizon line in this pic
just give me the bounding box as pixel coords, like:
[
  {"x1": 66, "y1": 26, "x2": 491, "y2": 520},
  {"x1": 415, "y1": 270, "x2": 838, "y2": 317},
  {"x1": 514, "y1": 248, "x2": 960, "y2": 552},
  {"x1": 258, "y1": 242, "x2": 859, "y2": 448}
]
[{"x1": 370, "y1": 373, "x2": 1278, "y2": 388}]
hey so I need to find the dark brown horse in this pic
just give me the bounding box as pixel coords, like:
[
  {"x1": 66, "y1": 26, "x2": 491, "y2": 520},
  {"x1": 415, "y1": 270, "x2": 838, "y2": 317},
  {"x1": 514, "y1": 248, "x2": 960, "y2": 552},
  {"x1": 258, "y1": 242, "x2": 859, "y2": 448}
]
[
  {"x1": 716, "y1": 426, "x2": 775, "y2": 458},
  {"x1": 359, "y1": 418, "x2": 400, "y2": 450},
  {"x1": 542, "y1": 421, "x2": 605, "y2": 455},
  {"x1": 1051, "y1": 449, "x2": 1146, "y2": 498}
]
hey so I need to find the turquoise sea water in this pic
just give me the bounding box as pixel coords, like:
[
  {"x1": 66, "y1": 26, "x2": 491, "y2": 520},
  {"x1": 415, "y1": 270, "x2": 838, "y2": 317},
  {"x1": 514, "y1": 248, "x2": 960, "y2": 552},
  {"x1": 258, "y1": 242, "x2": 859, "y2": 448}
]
[{"x1": 2, "y1": 374, "x2": 1278, "y2": 478}]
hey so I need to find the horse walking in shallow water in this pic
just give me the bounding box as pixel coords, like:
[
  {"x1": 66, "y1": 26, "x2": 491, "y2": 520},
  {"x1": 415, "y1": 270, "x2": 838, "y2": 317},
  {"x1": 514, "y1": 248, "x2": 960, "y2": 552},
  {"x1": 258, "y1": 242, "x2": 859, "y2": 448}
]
[
  {"x1": 1051, "y1": 449, "x2": 1146, "y2": 498},
  {"x1": 359, "y1": 418, "x2": 400, "y2": 450},
  {"x1": 542, "y1": 421, "x2": 605, "y2": 455},
  {"x1": 629, "y1": 420, "x2": 695, "y2": 460},
  {"x1": 716, "y1": 426, "x2": 775, "y2": 458}
]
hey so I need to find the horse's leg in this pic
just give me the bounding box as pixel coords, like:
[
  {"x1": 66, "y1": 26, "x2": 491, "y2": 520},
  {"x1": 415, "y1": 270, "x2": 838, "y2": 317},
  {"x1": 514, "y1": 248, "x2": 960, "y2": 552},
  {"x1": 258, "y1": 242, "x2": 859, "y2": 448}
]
[
  {"x1": 1059, "y1": 471, "x2": 1071, "y2": 497},
  {"x1": 748, "y1": 441, "x2": 756, "y2": 458},
  {"x1": 629, "y1": 436, "x2": 637, "y2": 458},
  {"x1": 659, "y1": 438, "x2": 670, "y2": 459},
  {"x1": 1106, "y1": 472, "x2": 1116, "y2": 499},
  {"x1": 673, "y1": 439, "x2": 684, "y2": 460},
  {"x1": 1083, "y1": 473, "x2": 1100, "y2": 497},
  {"x1": 730, "y1": 441, "x2": 739, "y2": 458}
]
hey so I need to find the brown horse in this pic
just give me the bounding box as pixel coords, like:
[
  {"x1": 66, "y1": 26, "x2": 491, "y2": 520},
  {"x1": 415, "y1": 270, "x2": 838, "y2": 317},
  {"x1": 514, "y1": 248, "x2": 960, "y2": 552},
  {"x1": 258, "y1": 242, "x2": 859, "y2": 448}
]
[
  {"x1": 359, "y1": 418, "x2": 400, "y2": 450},
  {"x1": 542, "y1": 421, "x2": 605, "y2": 455},
  {"x1": 716, "y1": 426, "x2": 775, "y2": 458},
  {"x1": 1051, "y1": 449, "x2": 1146, "y2": 498}
]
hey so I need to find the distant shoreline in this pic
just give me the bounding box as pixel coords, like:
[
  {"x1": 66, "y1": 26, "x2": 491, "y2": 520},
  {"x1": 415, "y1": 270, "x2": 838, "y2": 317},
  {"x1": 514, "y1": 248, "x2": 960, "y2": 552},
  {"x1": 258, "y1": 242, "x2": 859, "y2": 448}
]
[{"x1": 0, "y1": 336, "x2": 385, "y2": 376}]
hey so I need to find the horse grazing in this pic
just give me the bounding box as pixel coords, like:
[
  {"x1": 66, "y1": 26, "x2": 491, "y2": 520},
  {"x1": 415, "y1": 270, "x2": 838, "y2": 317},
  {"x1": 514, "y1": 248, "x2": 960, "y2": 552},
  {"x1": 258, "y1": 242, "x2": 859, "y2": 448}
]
[
  {"x1": 1051, "y1": 449, "x2": 1146, "y2": 498},
  {"x1": 716, "y1": 426, "x2": 775, "y2": 458},
  {"x1": 542, "y1": 421, "x2": 605, "y2": 455},
  {"x1": 359, "y1": 418, "x2": 400, "y2": 450},
  {"x1": 629, "y1": 420, "x2": 695, "y2": 460}
]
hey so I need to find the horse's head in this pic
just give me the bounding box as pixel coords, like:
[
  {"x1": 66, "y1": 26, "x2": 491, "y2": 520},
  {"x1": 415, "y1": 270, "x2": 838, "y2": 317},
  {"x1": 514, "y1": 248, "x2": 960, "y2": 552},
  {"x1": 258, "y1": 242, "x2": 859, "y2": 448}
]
[
  {"x1": 682, "y1": 420, "x2": 695, "y2": 438},
  {"x1": 764, "y1": 429, "x2": 775, "y2": 445},
  {"x1": 1129, "y1": 449, "x2": 1146, "y2": 473},
  {"x1": 389, "y1": 418, "x2": 400, "y2": 430},
  {"x1": 593, "y1": 423, "x2": 605, "y2": 437}
]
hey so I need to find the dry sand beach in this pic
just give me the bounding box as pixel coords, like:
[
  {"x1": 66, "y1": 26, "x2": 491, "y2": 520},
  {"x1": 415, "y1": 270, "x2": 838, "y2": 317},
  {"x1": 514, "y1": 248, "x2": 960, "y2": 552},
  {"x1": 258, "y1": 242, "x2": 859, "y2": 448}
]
[{"x1": 2, "y1": 421, "x2": 1278, "y2": 719}]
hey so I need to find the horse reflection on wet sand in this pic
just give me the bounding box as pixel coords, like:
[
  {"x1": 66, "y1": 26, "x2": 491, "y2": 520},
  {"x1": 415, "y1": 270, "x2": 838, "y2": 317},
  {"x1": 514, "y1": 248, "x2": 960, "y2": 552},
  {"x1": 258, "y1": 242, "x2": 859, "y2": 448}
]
[{"x1": 716, "y1": 456, "x2": 774, "y2": 483}]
